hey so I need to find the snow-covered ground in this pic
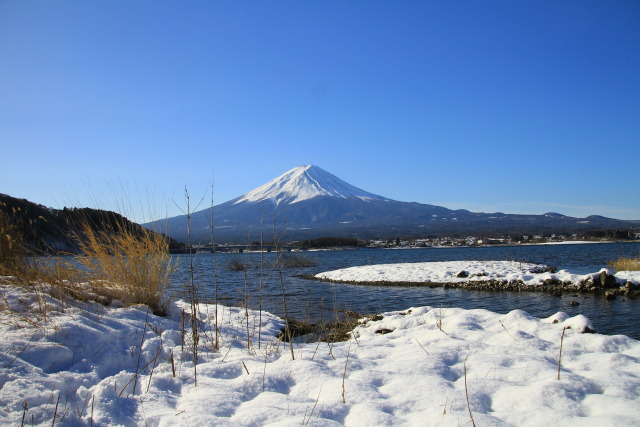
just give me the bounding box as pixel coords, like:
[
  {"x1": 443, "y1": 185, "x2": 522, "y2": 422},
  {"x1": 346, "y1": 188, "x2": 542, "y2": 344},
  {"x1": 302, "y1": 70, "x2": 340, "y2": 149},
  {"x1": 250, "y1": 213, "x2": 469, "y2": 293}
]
[
  {"x1": 315, "y1": 260, "x2": 640, "y2": 287},
  {"x1": 2, "y1": 278, "x2": 640, "y2": 426}
]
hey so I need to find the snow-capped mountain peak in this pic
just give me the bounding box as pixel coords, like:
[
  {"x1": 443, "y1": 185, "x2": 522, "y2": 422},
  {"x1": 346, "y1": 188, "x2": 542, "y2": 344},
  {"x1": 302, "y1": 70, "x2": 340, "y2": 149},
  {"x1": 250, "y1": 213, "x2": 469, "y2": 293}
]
[{"x1": 233, "y1": 165, "x2": 388, "y2": 205}]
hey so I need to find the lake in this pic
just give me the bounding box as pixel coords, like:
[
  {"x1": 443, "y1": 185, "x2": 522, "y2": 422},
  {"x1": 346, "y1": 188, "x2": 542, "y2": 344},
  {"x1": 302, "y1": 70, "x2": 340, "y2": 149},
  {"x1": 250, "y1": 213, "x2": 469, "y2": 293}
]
[{"x1": 168, "y1": 242, "x2": 640, "y2": 339}]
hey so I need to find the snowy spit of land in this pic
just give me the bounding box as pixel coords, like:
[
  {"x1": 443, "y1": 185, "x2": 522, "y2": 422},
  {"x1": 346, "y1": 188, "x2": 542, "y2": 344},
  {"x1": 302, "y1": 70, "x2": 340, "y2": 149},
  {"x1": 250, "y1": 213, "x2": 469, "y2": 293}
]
[
  {"x1": 2, "y1": 272, "x2": 640, "y2": 426},
  {"x1": 315, "y1": 260, "x2": 640, "y2": 288}
]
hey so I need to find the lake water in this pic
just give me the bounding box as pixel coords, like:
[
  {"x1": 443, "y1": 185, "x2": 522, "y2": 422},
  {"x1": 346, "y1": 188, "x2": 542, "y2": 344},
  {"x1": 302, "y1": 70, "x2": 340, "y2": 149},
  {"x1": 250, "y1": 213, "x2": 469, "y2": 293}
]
[{"x1": 168, "y1": 242, "x2": 640, "y2": 339}]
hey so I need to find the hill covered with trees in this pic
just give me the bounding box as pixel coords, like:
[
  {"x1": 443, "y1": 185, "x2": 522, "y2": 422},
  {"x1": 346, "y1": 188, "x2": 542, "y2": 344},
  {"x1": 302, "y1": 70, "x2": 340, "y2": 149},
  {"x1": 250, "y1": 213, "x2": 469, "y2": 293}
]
[{"x1": 0, "y1": 193, "x2": 183, "y2": 254}]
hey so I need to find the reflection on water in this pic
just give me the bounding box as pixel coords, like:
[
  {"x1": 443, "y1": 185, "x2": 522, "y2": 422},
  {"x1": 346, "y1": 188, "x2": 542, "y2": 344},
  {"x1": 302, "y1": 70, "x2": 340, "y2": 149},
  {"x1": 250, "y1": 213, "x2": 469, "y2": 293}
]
[{"x1": 169, "y1": 242, "x2": 640, "y2": 339}]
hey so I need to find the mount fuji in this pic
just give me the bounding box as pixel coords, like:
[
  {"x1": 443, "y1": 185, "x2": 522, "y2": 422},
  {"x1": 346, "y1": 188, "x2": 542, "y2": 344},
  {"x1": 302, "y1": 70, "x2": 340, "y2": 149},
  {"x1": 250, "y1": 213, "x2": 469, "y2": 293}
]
[
  {"x1": 233, "y1": 164, "x2": 388, "y2": 206},
  {"x1": 144, "y1": 165, "x2": 636, "y2": 243}
]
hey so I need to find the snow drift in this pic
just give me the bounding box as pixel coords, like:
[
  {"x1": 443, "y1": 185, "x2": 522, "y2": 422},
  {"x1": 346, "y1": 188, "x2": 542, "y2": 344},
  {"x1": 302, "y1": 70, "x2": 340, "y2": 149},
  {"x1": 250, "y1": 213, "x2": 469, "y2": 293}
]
[{"x1": 2, "y1": 281, "x2": 640, "y2": 426}]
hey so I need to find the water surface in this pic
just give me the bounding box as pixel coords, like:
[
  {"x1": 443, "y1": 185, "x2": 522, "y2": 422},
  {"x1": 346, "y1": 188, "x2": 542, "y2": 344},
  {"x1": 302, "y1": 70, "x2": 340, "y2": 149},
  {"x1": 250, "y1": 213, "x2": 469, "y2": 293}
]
[{"x1": 169, "y1": 242, "x2": 640, "y2": 339}]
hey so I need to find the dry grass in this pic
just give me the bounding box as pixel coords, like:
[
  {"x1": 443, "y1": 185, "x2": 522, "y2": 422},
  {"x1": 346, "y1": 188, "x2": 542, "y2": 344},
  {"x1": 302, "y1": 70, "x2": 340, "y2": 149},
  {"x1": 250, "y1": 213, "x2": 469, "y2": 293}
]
[
  {"x1": 0, "y1": 211, "x2": 73, "y2": 325},
  {"x1": 609, "y1": 256, "x2": 640, "y2": 271},
  {"x1": 0, "y1": 209, "x2": 25, "y2": 276},
  {"x1": 73, "y1": 223, "x2": 173, "y2": 314},
  {"x1": 0, "y1": 261, "x2": 83, "y2": 328},
  {"x1": 1, "y1": 204, "x2": 172, "y2": 322}
]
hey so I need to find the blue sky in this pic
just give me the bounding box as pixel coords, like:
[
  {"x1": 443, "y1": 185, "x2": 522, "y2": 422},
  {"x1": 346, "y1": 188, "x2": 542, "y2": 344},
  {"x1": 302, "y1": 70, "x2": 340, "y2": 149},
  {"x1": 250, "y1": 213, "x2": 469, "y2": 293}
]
[{"x1": 1, "y1": 1, "x2": 639, "y2": 221}]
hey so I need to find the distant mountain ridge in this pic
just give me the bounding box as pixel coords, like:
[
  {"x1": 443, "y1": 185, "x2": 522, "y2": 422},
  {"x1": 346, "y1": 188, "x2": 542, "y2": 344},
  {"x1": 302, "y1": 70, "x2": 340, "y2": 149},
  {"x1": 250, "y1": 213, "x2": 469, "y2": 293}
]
[{"x1": 144, "y1": 165, "x2": 640, "y2": 243}]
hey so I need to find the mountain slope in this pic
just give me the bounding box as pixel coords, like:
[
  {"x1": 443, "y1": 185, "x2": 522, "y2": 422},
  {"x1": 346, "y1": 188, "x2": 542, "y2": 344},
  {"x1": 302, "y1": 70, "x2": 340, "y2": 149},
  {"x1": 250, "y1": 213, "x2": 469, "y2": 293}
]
[{"x1": 144, "y1": 165, "x2": 639, "y2": 243}]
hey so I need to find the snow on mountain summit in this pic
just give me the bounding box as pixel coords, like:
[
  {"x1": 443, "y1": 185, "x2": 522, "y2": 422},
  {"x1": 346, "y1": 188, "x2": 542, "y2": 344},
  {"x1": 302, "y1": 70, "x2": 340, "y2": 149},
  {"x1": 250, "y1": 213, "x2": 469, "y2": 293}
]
[{"x1": 233, "y1": 165, "x2": 388, "y2": 205}]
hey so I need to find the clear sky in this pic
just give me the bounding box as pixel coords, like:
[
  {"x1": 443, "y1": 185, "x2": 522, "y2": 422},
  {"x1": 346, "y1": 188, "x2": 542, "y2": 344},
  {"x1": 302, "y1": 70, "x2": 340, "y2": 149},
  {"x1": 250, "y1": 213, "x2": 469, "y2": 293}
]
[{"x1": 1, "y1": 1, "x2": 639, "y2": 222}]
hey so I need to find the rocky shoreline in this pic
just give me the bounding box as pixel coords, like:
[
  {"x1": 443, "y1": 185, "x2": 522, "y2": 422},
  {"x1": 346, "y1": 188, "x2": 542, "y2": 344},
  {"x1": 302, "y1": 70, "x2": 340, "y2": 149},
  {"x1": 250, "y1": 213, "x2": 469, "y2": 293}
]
[{"x1": 301, "y1": 270, "x2": 640, "y2": 299}]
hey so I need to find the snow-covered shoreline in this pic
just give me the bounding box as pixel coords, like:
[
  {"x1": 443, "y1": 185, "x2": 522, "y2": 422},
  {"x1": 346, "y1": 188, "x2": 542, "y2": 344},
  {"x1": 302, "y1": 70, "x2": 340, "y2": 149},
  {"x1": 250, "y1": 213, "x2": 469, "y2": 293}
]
[
  {"x1": 2, "y1": 280, "x2": 640, "y2": 426},
  {"x1": 314, "y1": 261, "x2": 640, "y2": 296}
]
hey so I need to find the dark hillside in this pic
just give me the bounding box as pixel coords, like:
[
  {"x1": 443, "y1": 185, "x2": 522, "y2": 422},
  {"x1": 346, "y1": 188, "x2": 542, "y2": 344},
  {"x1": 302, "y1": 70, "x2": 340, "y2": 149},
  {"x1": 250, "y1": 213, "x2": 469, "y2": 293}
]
[{"x1": 0, "y1": 193, "x2": 183, "y2": 254}]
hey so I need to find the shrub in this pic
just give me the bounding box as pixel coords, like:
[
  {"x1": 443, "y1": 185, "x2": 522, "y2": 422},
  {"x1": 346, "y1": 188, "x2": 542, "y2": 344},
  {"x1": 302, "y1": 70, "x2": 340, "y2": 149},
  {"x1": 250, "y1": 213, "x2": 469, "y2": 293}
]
[
  {"x1": 278, "y1": 253, "x2": 317, "y2": 268},
  {"x1": 228, "y1": 256, "x2": 248, "y2": 271}
]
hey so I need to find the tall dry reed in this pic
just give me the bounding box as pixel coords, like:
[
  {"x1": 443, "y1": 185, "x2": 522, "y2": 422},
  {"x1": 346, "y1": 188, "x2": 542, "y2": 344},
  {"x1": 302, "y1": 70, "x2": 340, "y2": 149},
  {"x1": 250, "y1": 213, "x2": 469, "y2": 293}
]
[
  {"x1": 609, "y1": 256, "x2": 640, "y2": 271},
  {"x1": 74, "y1": 223, "x2": 172, "y2": 314}
]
